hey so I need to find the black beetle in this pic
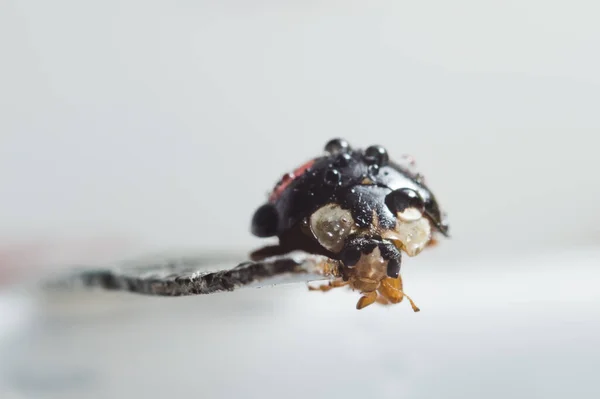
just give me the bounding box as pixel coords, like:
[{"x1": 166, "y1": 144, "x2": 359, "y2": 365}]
[{"x1": 250, "y1": 138, "x2": 449, "y2": 310}]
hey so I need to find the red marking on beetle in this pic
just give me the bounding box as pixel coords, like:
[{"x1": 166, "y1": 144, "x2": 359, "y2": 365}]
[{"x1": 269, "y1": 159, "x2": 316, "y2": 202}]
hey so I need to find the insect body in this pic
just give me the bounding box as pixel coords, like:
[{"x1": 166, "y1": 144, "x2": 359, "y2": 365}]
[{"x1": 250, "y1": 139, "x2": 449, "y2": 310}]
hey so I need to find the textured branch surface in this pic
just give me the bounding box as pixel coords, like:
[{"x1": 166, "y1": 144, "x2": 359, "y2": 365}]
[{"x1": 46, "y1": 251, "x2": 335, "y2": 296}]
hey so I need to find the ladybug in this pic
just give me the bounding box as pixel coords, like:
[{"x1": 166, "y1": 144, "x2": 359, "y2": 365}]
[{"x1": 250, "y1": 138, "x2": 449, "y2": 310}]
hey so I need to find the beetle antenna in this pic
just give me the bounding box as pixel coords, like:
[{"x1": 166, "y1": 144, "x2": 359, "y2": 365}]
[{"x1": 403, "y1": 292, "x2": 420, "y2": 312}]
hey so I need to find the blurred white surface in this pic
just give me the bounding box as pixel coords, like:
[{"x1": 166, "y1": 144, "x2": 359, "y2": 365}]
[
  {"x1": 1, "y1": 1, "x2": 600, "y2": 398},
  {"x1": 1, "y1": 248, "x2": 599, "y2": 399}
]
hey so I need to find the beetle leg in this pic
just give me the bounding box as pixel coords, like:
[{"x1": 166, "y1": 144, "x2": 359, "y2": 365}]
[
  {"x1": 249, "y1": 245, "x2": 290, "y2": 261},
  {"x1": 356, "y1": 291, "x2": 378, "y2": 310},
  {"x1": 378, "y1": 276, "x2": 420, "y2": 312},
  {"x1": 308, "y1": 279, "x2": 348, "y2": 292},
  {"x1": 378, "y1": 278, "x2": 404, "y2": 304}
]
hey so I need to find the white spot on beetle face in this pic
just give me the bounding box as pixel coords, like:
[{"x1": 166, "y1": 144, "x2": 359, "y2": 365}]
[
  {"x1": 396, "y1": 207, "x2": 423, "y2": 222},
  {"x1": 309, "y1": 204, "x2": 355, "y2": 253},
  {"x1": 382, "y1": 217, "x2": 432, "y2": 257}
]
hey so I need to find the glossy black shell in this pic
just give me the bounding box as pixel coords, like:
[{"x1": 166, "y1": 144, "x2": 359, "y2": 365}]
[{"x1": 252, "y1": 143, "x2": 448, "y2": 244}]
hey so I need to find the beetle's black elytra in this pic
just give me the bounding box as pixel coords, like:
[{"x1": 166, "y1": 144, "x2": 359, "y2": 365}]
[{"x1": 251, "y1": 139, "x2": 449, "y2": 282}]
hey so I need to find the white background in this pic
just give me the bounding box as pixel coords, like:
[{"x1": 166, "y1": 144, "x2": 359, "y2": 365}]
[{"x1": 1, "y1": 1, "x2": 599, "y2": 398}]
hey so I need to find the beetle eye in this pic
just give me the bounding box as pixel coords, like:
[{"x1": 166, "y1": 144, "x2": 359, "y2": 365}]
[
  {"x1": 309, "y1": 204, "x2": 355, "y2": 253},
  {"x1": 340, "y1": 246, "x2": 361, "y2": 267},
  {"x1": 385, "y1": 188, "x2": 425, "y2": 222}
]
